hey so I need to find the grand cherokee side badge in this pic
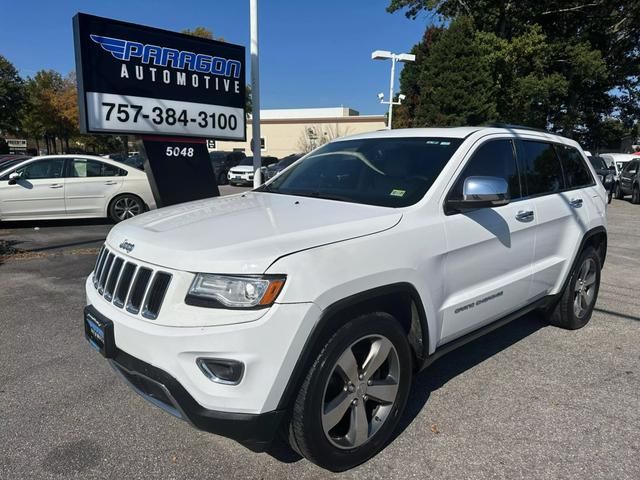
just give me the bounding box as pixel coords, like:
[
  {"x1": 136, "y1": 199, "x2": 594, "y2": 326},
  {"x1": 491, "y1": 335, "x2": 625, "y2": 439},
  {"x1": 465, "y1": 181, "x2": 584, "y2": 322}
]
[{"x1": 119, "y1": 240, "x2": 135, "y2": 253}]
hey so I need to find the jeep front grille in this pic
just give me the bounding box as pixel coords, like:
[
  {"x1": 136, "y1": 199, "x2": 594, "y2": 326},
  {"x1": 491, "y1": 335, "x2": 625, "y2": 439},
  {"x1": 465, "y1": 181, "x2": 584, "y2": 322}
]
[{"x1": 92, "y1": 245, "x2": 172, "y2": 320}]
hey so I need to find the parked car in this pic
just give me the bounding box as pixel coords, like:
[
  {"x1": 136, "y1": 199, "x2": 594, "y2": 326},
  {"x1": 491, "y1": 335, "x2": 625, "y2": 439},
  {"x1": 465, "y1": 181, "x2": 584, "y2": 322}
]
[
  {"x1": 587, "y1": 155, "x2": 614, "y2": 203},
  {"x1": 227, "y1": 155, "x2": 278, "y2": 185},
  {"x1": 600, "y1": 153, "x2": 635, "y2": 194},
  {"x1": 84, "y1": 126, "x2": 607, "y2": 471},
  {"x1": 210, "y1": 151, "x2": 246, "y2": 185},
  {"x1": 121, "y1": 154, "x2": 145, "y2": 171},
  {"x1": 265, "y1": 153, "x2": 303, "y2": 180},
  {"x1": 0, "y1": 155, "x2": 155, "y2": 222},
  {"x1": 616, "y1": 157, "x2": 640, "y2": 203}
]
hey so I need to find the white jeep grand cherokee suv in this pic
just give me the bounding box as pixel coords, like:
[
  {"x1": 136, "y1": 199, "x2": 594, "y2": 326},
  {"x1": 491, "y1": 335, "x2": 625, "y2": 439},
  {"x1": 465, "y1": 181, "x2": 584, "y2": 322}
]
[{"x1": 84, "y1": 126, "x2": 607, "y2": 471}]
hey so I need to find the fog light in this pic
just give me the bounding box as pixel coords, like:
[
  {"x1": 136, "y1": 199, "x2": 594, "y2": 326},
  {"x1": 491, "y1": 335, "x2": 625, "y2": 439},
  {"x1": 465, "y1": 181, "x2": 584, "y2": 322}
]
[{"x1": 196, "y1": 358, "x2": 244, "y2": 385}]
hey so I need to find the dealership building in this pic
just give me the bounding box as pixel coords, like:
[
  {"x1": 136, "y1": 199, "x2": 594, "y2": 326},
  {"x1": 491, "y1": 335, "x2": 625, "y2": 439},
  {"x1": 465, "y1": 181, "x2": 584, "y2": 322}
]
[{"x1": 212, "y1": 107, "x2": 386, "y2": 157}]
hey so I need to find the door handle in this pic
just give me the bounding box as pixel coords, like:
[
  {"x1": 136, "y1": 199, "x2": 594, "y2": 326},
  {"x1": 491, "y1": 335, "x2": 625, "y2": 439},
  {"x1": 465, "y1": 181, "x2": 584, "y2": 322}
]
[
  {"x1": 569, "y1": 198, "x2": 583, "y2": 208},
  {"x1": 49, "y1": 184, "x2": 63, "y2": 189},
  {"x1": 104, "y1": 181, "x2": 117, "y2": 185},
  {"x1": 516, "y1": 210, "x2": 534, "y2": 222}
]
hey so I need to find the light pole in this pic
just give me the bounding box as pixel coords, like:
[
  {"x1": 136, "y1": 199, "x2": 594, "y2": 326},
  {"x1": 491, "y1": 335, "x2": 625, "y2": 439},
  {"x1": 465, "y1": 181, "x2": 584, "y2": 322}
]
[
  {"x1": 371, "y1": 50, "x2": 415, "y2": 129},
  {"x1": 250, "y1": 0, "x2": 262, "y2": 188}
]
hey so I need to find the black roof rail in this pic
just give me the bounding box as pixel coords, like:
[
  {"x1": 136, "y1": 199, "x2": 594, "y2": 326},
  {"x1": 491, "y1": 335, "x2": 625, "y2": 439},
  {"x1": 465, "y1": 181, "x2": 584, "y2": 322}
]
[{"x1": 484, "y1": 123, "x2": 550, "y2": 134}]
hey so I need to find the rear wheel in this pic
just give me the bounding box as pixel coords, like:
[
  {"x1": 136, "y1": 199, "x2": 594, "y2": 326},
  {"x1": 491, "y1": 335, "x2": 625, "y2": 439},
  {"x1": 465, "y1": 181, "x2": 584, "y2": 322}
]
[
  {"x1": 109, "y1": 194, "x2": 144, "y2": 223},
  {"x1": 288, "y1": 312, "x2": 412, "y2": 472},
  {"x1": 632, "y1": 185, "x2": 640, "y2": 204},
  {"x1": 545, "y1": 246, "x2": 601, "y2": 330}
]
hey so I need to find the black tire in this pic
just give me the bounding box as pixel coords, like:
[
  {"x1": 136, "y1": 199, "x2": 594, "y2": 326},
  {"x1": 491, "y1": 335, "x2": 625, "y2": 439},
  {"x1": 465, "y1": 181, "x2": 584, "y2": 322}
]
[
  {"x1": 614, "y1": 182, "x2": 624, "y2": 199},
  {"x1": 607, "y1": 187, "x2": 613, "y2": 204},
  {"x1": 545, "y1": 246, "x2": 601, "y2": 330},
  {"x1": 108, "y1": 194, "x2": 144, "y2": 223},
  {"x1": 217, "y1": 172, "x2": 227, "y2": 185},
  {"x1": 288, "y1": 312, "x2": 412, "y2": 472},
  {"x1": 632, "y1": 185, "x2": 640, "y2": 204}
]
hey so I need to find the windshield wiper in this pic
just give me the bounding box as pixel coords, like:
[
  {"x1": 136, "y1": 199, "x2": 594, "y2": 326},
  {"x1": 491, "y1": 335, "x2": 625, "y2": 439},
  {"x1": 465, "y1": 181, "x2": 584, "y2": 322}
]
[{"x1": 284, "y1": 190, "x2": 355, "y2": 203}]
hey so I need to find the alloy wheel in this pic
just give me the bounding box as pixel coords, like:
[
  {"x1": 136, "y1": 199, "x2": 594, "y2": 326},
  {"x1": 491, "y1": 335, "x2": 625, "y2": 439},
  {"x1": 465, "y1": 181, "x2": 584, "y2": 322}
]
[
  {"x1": 113, "y1": 197, "x2": 141, "y2": 220},
  {"x1": 321, "y1": 334, "x2": 400, "y2": 450},
  {"x1": 574, "y1": 258, "x2": 597, "y2": 318}
]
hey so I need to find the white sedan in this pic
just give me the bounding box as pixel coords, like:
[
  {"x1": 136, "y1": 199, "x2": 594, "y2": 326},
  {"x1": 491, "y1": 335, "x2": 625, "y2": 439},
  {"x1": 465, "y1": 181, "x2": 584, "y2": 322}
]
[{"x1": 0, "y1": 155, "x2": 155, "y2": 222}]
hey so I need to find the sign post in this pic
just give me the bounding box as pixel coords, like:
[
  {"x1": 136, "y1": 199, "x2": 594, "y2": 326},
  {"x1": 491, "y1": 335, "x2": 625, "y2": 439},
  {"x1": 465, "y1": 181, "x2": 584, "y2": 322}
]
[{"x1": 73, "y1": 13, "x2": 247, "y2": 206}]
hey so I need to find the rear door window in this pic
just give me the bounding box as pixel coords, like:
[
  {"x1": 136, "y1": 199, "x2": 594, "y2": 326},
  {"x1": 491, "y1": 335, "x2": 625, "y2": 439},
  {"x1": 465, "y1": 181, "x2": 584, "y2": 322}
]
[
  {"x1": 556, "y1": 145, "x2": 593, "y2": 188},
  {"x1": 69, "y1": 159, "x2": 126, "y2": 177},
  {"x1": 519, "y1": 141, "x2": 564, "y2": 196}
]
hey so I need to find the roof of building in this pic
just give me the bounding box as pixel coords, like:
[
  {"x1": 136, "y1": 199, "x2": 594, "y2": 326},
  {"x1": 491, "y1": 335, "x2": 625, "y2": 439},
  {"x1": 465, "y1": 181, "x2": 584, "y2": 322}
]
[{"x1": 260, "y1": 107, "x2": 360, "y2": 119}]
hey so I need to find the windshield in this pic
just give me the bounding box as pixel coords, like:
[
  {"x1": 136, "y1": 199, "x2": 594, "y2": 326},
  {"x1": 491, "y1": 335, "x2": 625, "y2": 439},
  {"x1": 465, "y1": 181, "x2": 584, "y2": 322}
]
[
  {"x1": 0, "y1": 158, "x2": 27, "y2": 174},
  {"x1": 258, "y1": 137, "x2": 463, "y2": 207},
  {"x1": 239, "y1": 157, "x2": 254, "y2": 166},
  {"x1": 588, "y1": 156, "x2": 607, "y2": 170}
]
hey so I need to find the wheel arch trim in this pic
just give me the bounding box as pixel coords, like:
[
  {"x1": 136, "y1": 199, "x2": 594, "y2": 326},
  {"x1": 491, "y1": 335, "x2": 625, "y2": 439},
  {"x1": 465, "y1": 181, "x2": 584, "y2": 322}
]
[{"x1": 276, "y1": 282, "x2": 430, "y2": 411}]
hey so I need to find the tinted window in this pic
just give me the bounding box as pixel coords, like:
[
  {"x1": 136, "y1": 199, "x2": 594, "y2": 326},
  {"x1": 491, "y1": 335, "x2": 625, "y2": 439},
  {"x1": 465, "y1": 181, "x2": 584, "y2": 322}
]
[
  {"x1": 69, "y1": 159, "x2": 126, "y2": 177},
  {"x1": 556, "y1": 145, "x2": 592, "y2": 188},
  {"x1": 16, "y1": 158, "x2": 65, "y2": 179},
  {"x1": 261, "y1": 137, "x2": 463, "y2": 207},
  {"x1": 520, "y1": 141, "x2": 564, "y2": 196},
  {"x1": 623, "y1": 161, "x2": 639, "y2": 175},
  {"x1": 588, "y1": 156, "x2": 607, "y2": 170},
  {"x1": 449, "y1": 139, "x2": 520, "y2": 201}
]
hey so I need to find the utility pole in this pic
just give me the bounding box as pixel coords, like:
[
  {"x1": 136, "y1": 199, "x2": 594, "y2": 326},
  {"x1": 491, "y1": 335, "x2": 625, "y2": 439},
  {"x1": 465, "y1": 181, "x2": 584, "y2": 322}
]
[
  {"x1": 371, "y1": 50, "x2": 415, "y2": 129},
  {"x1": 250, "y1": 0, "x2": 262, "y2": 188}
]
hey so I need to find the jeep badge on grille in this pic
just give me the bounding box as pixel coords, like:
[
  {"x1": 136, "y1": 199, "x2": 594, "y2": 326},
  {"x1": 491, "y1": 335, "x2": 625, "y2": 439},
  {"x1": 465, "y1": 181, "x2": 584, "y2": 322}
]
[{"x1": 119, "y1": 240, "x2": 135, "y2": 253}]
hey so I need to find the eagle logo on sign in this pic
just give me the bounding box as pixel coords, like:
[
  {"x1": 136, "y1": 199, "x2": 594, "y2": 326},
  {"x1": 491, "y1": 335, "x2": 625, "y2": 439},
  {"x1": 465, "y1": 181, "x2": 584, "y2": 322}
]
[{"x1": 90, "y1": 35, "x2": 127, "y2": 60}]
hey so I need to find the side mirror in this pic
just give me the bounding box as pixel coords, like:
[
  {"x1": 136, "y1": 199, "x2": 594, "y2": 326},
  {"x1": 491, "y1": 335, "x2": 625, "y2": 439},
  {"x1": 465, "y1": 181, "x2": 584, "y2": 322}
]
[
  {"x1": 8, "y1": 172, "x2": 21, "y2": 185},
  {"x1": 447, "y1": 176, "x2": 510, "y2": 212}
]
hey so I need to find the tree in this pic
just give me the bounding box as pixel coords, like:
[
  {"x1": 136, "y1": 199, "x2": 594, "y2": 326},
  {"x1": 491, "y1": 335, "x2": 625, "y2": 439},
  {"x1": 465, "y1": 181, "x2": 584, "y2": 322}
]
[
  {"x1": 387, "y1": 0, "x2": 640, "y2": 146},
  {"x1": 0, "y1": 55, "x2": 25, "y2": 135},
  {"x1": 181, "y1": 26, "x2": 224, "y2": 42},
  {"x1": 412, "y1": 17, "x2": 497, "y2": 127},
  {"x1": 297, "y1": 124, "x2": 353, "y2": 153},
  {"x1": 393, "y1": 26, "x2": 443, "y2": 128}
]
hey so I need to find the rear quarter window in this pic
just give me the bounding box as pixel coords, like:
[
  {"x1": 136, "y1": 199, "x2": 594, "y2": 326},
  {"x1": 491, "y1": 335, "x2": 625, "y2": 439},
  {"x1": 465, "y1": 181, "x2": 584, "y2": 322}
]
[{"x1": 555, "y1": 145, "x2": 593, "y2": 188}]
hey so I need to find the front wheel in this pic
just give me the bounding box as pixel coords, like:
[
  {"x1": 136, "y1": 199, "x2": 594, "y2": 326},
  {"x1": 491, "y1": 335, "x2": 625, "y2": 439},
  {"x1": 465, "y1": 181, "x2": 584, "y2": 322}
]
[
  {"x1": 545, "y1": 246, "x2": 601, "y2": 330},
  {"x1": 632, "y1": 185, "x2": 640, "y2": 204},
  {"x1": 217, "y1": 172, "x2": 227, "y2": 185},
  {"x1": 109, "y1": 194, "x2": 144, "y2": 223},
  {"x1": 288, "y1": 312, "x2": 412, "y2": 471}
]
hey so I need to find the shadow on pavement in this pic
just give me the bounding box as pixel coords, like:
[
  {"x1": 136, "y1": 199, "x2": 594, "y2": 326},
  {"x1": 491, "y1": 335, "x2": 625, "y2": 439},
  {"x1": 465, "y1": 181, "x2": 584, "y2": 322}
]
[
  {"x1": 594, "y1": 307, "x2": 640, "y2": 322},
  {"x1": 0, "y1": 218, "x2": 113, "y2": 229},
  {"x1": 392, "y1": 312, "x2": 547, "y2": 444}
]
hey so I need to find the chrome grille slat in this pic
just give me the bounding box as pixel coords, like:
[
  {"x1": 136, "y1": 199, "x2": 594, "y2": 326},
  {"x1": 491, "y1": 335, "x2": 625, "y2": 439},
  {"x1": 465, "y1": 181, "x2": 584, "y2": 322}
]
[
  {"x1": 93, "y1": 244, "x2": 172, "y2": 320},
  {"x1": 126, "y1": 267, "x2": 153, "y2": 314},
  {"x1": 93, "y1": 247, "x2": 108, "y2": 287},
  {"x1": 142, "y1": 272, "x2": 172, "y2": 319},
  {"x1": 104, "y1": 257, "x2": 124, "y2": 301},
  {"x1": 98, "y1": 253, "x2": 115, "y2": 294},
  {"x1": 113, "y1": 262, "x2": 136, "y2": 308}
]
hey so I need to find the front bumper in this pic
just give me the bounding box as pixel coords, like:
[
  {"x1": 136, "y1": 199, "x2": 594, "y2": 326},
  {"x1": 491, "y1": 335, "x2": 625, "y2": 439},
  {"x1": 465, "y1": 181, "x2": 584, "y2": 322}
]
[
  {"x1": 85, "y1": 275, "x2": 321, "y2": 448},
  {"x1": 108, "y1": 343, "x2": 286, "y2": 451},
  {"x1": 228, "y1": 172, "x2": 253, "y2": 184}
]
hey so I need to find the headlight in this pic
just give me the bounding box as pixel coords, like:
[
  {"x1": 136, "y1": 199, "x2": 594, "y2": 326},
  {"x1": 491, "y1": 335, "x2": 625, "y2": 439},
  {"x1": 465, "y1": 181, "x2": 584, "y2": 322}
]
[
  {"x1": 605, "y1": 174, "x2": 613, "y2": 183},
  {"x1": 187, "y1": 274, "x2": 286, "y2": 309}
]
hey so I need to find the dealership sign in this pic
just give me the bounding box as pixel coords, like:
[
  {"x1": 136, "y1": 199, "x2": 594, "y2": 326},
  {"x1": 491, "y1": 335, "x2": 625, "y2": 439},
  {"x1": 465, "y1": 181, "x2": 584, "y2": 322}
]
[{"x1": 73, "y1": 13, "x2": 246, "y2": 140}]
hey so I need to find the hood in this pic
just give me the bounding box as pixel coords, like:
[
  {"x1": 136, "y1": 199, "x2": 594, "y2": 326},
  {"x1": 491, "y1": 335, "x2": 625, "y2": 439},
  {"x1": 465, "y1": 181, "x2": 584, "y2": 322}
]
[
  {"x1": 106, "y1": 192, "x2": 402, "y2": 274},
  {"x1": 230, "y1": 165, "x2": 253, "y2": 172}
]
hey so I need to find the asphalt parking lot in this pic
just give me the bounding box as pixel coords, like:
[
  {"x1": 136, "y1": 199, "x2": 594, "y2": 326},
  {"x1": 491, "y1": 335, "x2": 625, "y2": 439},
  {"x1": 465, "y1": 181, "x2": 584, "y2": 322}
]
[{"x1": 1, "y1": 195, "x2": 639, "y2": 479}]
